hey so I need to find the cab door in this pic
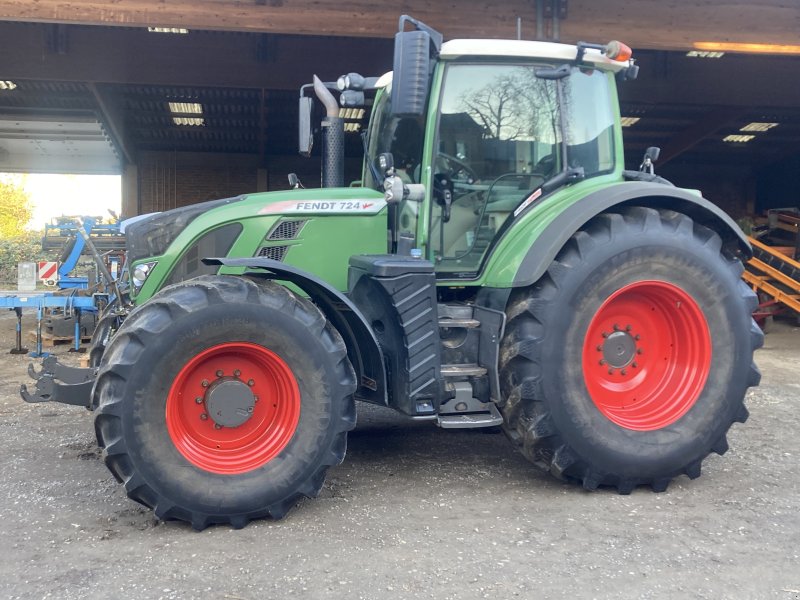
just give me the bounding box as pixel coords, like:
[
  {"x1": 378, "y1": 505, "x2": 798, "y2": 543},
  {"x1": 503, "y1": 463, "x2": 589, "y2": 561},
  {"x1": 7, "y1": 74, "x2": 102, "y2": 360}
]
[{"x1": 426, "y1": 62, "x2": 564, "y2": 278}]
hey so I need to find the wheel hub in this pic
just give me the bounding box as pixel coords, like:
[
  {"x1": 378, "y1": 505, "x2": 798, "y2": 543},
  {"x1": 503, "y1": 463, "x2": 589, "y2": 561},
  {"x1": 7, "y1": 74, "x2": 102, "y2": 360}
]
[
  {"x1": 205, "y1": 379, "x2": 256, "y2": 428},
  {"x1": 602, "y1": 330, "x2": 636, "y2": 368},
  {"x1": 582, "y1": 280, "x2": 712, "y2": 431}
]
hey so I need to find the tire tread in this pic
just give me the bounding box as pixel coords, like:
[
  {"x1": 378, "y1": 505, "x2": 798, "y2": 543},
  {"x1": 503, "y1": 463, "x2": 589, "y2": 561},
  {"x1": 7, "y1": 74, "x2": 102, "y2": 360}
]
[
  {"x1": 94, "y1": 276, "x2": 356, "y2": 529},
  {"x1": 499, "y1": 206, "x2": 761, "y2": 494}
]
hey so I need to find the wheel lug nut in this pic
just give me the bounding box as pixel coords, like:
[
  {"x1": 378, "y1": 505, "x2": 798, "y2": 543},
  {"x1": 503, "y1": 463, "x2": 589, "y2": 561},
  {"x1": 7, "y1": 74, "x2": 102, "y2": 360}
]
[
  {"x1": 247, "y1": 379, "x2": 255, "y2": 387},
  {"x1": 632, "y1": 362, "x2": 638, "y2": 368},
  {"x1": 216, "y1": 370, "x2": 224, "y2": 378},
  {"x1": 637, "y1": 348, "x2": 643, "y2": 355},
  {"x1": 625, "y1": 325, "x2": 632, "y2": 332},
  {"x1": 599, "y1": 359, "x2": 606, "y2": 366},
  {"x1": 601, "y1": 332, "x2": 608, "y2": 338},
  {"x1": 201, "y1": 379, "x2": 209, "y2": 388},
  {"x1": 253, "y1": 396, "x2": 259, "y2": 402},
  {"x1": 621, "y1": 369, "x2": 627, "y2": 376},
  {"x1": 200, "y1": 413, "x2": 208, "y2": 421},
  {"x1": 634, "y1": 334, "x2": 640, "y2": 341},
  {"x1": 214, "y1": 423, "x2": 222, "y2": 430},
  {"x1": 234, "y1": 370, "x2": 241, "y2": 378},
  {"x1": 608, "y1": 368, "x2": 614, "y2": 375},
  {"x1": 596, "y1": 345, "x2": 602, "y2": 352},
  {"x1": 195, "y1": 397, "x2": 203, "y2": 404},
  {"x1": 613, "y1": 323, "x2": 620, "y2": 331}
]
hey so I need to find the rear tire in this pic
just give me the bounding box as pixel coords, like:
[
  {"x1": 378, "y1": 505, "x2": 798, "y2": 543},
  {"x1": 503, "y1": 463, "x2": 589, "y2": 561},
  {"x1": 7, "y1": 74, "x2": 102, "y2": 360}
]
[
  {"x1": 93, "y1": 275, "x2": 356, "y2": 529},
  {"x1": 499, "y1": 207, "x2": 762, "y2": 493}
]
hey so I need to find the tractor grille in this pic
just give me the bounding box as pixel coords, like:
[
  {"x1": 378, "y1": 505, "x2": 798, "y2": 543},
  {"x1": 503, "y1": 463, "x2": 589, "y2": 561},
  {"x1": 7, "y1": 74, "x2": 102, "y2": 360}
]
[
  {"x1": 257, "y1": 245, "x2": 289, "y2": 261},
  {"x1": 267, "y1": 220, "x2": 307, "y2": 240}
]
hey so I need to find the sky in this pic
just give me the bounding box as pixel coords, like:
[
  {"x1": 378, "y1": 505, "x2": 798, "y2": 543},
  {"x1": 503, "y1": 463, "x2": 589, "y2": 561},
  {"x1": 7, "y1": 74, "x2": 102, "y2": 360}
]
[{"x1": 1, "y1": 173, "x2": 122, "y2": 230}]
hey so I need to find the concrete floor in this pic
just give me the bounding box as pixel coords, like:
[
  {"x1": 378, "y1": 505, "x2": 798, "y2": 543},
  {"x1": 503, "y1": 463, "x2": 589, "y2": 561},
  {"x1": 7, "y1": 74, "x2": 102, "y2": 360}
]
[{"x1": 0, "y1": 309, "x2": 798, "y2": 600}]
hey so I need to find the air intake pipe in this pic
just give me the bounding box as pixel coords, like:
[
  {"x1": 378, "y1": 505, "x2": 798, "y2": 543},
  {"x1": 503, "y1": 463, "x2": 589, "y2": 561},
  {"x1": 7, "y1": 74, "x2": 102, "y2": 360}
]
[{"x1": 313, "y1": 75, "x2": 344, "y2": 188}]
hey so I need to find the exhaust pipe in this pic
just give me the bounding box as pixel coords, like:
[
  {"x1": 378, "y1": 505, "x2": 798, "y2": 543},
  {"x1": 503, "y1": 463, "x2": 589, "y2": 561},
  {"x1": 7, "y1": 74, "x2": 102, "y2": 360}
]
[{"x1": 313, "y1": 75, "x2": 344, "y2": 188}]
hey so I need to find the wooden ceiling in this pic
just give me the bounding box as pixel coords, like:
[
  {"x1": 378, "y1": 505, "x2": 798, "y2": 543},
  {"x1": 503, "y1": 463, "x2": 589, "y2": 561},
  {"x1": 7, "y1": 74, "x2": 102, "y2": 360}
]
[
  {"x1": 0, "y1": 0, "x2": 798, "y2": 51},
  {"x1": 0, "y1": 16, "x2": 799, "y2": 177}
]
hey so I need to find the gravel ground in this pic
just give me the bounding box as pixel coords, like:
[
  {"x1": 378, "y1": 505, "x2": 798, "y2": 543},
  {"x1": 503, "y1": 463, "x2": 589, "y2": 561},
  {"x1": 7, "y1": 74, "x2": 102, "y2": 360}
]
[{"x1": 0, "y1": 309, "x2": 798, "y2": 600}]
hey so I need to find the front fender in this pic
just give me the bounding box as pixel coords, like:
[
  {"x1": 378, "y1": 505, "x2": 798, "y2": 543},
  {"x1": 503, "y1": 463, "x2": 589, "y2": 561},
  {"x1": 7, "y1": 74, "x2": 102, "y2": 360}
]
[
  {"x1": 203, "y1": 257, "x2": 387, "y2": 406},
  {"x1": 510, "y1": 182, "x2": 751, "y2": 288}
]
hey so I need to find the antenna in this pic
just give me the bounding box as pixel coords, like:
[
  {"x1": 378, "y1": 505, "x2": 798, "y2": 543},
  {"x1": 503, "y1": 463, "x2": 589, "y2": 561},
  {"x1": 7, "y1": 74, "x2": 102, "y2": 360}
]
[{"x1": 516, "y1": 17, "x2": 522, "y2": 40}]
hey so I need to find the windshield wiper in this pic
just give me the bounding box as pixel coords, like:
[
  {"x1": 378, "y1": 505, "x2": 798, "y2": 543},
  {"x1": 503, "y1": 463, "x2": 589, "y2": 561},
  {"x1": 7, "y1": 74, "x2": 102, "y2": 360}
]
[
  {"x1": 535, "y1": 64, "x2": 571, "y2": 80},
  {"x1": 540, "y1": 166, "x2": 585, "y2": 195}
]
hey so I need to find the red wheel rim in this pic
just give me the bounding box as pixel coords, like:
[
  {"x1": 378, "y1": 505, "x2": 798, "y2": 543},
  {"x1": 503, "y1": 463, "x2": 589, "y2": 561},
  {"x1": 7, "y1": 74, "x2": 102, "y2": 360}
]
[
  {"x1": 166, "y1": 342, "x2": 300, "y2": 474},
  {"x1": 582, "y1": 281, "x2": 711, "y2": 431}
]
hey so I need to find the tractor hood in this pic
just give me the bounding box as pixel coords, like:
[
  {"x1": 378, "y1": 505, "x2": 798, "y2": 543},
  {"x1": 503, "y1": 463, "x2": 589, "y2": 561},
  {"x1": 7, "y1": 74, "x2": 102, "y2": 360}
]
[{"x1": 127, "y1": 187, "x2": 389, "y2": 303}]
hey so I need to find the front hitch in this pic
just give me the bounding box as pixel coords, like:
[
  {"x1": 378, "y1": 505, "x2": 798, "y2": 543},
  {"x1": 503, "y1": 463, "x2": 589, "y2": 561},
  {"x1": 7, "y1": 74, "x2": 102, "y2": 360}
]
[{"x1": 20, "y1": 356, "x2": 97, "y2": 408}]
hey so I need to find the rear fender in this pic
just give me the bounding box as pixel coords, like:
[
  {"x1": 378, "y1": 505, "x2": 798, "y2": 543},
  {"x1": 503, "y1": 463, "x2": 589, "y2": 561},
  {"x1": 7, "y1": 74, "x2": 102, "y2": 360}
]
[
  {"x1": 512, "y1": 182, "x2": 751, "y2": 287},
  {"x1": 204, "y1": 257, "x2": 387, "y2": 405}
]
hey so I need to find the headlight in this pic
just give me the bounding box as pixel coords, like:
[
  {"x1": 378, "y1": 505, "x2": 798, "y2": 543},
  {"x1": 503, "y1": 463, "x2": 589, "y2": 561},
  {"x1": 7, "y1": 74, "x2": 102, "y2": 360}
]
[{"x1": 132, "y1": 261, "x2": 157, "y2": 287}]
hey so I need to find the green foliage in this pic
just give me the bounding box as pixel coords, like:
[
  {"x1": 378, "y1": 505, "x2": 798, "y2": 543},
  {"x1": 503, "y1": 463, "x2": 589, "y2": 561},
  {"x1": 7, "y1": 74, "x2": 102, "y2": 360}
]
[
  {"x1": 0, "y1": 179, "x2": 34, "y2": 238},
  {"x1": 0, "y1": 231, "x2": 47, "y2": 286}
]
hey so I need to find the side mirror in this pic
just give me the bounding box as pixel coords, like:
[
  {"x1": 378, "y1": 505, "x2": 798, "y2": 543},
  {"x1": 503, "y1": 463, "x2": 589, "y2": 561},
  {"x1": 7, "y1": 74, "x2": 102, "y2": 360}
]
[
  {"x1": 288, "y1": 173, "x2": 303, "y2": 189},
  {"x1": 298, "y1": 96, "x2": 314, "y2": 156},
  {"x1": 645, "y1": 146, "x2": 660, "y2": 162},
  {"x1": 390, "y1": 16, "x2": 442, "y2": 117}
]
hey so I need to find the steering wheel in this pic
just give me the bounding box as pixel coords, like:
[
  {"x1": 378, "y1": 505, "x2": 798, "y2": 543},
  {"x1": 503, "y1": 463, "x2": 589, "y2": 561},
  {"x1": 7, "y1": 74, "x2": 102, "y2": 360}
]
[{"x1": 437, "y1": 152, "x2": 479, "y2": 185}]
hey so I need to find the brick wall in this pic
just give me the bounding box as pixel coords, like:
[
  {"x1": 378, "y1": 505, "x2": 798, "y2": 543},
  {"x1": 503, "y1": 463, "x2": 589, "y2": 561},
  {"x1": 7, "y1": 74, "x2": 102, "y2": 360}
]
[
  {"x1": 137, "y1": 152, "x2": 260, "y2": 214},
  {"x1": 133, "y1": 152, "x2": 365, "y2": 215}
]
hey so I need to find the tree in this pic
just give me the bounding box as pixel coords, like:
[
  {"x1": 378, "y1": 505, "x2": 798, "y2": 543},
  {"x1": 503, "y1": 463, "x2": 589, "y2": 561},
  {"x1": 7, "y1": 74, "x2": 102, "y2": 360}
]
[
  {"x1": 0, "y1": 177, "x2": 33, "y2": 238},
  {"x1": 461, "y1": 73, "x2": 525, "y2": 140},
  {"x1": 460, "y1": 68, "x2": 561, "y2": 143}
]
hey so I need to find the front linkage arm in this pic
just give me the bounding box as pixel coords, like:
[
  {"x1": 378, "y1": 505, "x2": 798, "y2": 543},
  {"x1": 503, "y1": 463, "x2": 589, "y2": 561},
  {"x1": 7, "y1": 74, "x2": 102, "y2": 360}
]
[{"x1": 20, "y1": 356, "x2": 96, "y2": 408}]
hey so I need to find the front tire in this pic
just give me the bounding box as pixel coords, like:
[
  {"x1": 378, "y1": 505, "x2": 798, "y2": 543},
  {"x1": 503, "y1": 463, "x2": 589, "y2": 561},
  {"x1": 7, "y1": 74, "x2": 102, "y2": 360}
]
[
  {"x1": 89, "y1": 310, "x2": 122, "y2": 368},
  {"x1": 499, "y1": 207, "x2": 762, "y2": 493},
  {"x1": 93, "y1": 275, "x2": 356, "y2": 529}
]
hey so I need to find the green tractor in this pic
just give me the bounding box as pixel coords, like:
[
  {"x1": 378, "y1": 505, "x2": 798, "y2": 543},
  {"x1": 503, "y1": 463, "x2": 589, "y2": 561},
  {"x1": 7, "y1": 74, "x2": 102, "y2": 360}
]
[{"x1": 25, "y1": 16, "x2": 762, "y2": 529}]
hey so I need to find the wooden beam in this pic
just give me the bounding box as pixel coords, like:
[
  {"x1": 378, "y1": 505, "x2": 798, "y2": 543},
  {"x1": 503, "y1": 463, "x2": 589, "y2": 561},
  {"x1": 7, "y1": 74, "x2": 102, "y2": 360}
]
[
  {"x1": 618, "y1": 50, "x2": 800, "y2": 110},
  {"x1": 561, "y1": 1, "x2": 800, "y2": 50},
  {"x1": 88, "y1": 82, "x2": 134, "y2": 164},
  {"x1": 0, "y1": 0, "x2": 798, "y2": 50},
  {"x1": 4, "y1": 23, "x2": 800, "y2": 112},
  {"x1": 0, "y1": 1, "x2": 529, "y2": 40},
  {"x1": 0, "y1": 22, "x2": 394, "y2": 91}
]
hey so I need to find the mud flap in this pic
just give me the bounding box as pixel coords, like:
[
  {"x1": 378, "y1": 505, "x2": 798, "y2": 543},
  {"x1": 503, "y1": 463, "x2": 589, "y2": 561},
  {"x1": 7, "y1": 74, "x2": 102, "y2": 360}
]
[{"x1": 20, "y1": 356, "x2": 96, "y2": 408}]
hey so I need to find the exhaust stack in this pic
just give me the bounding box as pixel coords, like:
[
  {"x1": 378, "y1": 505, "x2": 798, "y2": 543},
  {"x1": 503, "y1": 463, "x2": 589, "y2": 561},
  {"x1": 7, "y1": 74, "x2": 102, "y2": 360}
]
[{"x1": 313, "y1": 75, "x2": 344, "y2": 188}]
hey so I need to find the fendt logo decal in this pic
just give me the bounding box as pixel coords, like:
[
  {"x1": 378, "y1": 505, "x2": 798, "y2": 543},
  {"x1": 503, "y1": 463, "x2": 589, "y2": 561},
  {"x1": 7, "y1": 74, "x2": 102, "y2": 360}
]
[{"x1": 259, "y1": 199, "x2": 386, "y2": 215}]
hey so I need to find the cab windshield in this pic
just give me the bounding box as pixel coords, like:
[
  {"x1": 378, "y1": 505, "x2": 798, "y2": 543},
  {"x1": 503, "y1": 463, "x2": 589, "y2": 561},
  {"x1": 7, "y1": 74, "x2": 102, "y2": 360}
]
[{"x1": 431, "y1": 63, "x2": 616, "y2": 275}]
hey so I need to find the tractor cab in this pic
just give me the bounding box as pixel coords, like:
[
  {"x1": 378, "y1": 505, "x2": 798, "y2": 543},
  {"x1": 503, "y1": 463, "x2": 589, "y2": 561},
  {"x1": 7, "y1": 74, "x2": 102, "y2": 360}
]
[{"x1": 352, "y1": 21, "x2": 636, "y2": 281}]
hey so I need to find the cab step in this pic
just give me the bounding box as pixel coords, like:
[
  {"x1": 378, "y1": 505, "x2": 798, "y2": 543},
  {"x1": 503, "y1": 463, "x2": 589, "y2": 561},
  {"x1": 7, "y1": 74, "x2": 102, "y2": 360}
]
[
  {"x1": 440, "y1": 364, "x2": 487, "y2": 377},
  {"x1": 437, "y1": 403, "x2": 503, "y2": 429},
  {"x1": 438, "y1": 318, "x2": 481, "y2": 329},
  {"x1": 436, "y1": 380, "x2": 503, "y2": 429}
]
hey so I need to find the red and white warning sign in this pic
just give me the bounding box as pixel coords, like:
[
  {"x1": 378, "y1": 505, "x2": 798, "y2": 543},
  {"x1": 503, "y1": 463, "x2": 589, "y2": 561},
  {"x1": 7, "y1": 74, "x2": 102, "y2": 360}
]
[{"x1": 38, "y1": 261, "x2": 58, "y2": 283}]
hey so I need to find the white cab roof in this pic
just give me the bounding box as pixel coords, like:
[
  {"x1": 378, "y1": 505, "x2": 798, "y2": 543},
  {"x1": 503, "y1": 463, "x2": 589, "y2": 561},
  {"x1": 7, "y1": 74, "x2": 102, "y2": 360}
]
[{"x1": 440, "y1": 39, "x2": 630, "y2": 72}]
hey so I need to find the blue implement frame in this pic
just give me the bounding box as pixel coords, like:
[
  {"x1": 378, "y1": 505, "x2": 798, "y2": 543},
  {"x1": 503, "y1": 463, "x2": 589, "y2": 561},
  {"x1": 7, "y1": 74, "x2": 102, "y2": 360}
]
[{"x1": 1, "y1": 292, "x2": 103, "y2": 357}]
